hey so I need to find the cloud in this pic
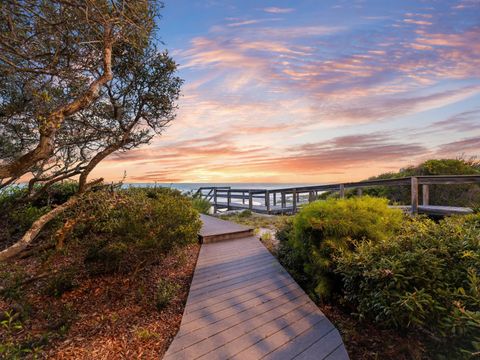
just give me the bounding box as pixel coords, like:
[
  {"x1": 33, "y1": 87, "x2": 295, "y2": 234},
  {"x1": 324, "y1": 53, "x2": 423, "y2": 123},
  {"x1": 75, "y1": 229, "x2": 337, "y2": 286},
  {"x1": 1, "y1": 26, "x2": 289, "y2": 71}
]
[
  {"x1": 436, "y1": 136, "x2": 480, "y2": 155},
  {"x1": 92, "y1": 2, "x2": 480, "y2": 183},
  {"x1": 263, "y1": 7, "x2": 295, "y2": 14}
]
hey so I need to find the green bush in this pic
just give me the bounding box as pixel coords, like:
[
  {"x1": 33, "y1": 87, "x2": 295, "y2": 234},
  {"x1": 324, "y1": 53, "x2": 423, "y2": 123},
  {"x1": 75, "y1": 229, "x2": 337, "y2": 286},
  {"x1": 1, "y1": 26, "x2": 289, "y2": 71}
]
[
  {"x1": 44, "y1": 270, "x2": 77, "y2": 298},
  {"x1": 73, "y1": 188, "x2": 201, "y2": 274},
  {"x1": 191, "y1": 197, "x2": 211, "y2": 214},
  {"x1": 155, "y1": 278, "x2": 179, "y2": 310},
  {"x1": 364, "y1": 158, "x2": 480, "y2": 207},
  {"x1": 286, "y1": 196, "x2": 403, "y2": 299},
  {"x1": 335, "y1": 214, "x2": 480, "y2": 358}
]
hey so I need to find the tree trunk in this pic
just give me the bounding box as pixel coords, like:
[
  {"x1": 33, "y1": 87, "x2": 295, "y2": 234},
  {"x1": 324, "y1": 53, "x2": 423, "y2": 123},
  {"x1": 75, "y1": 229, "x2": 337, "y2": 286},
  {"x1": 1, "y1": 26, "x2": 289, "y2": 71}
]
[
  {"x1": 0, "y1": 178, "x2": 103, "y2": 261},
  {"x1": 0, "y1": 196, "x2": 79, "y2": 261}
]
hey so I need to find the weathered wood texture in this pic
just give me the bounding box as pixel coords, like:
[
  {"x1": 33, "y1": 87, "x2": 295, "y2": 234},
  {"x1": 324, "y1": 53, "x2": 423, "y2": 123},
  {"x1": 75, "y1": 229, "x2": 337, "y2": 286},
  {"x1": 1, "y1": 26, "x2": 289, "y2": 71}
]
[{"x1": 164, "y1": 216, "x2": 348, "y2": 360}]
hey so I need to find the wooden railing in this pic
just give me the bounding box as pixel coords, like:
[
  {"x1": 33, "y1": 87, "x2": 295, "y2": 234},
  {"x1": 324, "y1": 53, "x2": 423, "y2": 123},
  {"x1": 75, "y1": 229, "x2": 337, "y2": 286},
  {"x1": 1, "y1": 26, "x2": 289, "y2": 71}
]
[{"x1": 194, "y1": 175, "x2": 480, "y2": 215}]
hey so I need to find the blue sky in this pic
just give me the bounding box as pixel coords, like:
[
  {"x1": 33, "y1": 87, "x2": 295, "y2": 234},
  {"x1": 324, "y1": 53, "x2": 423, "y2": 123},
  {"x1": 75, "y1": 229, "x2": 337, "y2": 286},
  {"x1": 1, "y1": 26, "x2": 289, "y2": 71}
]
[{"x1": 97, "y1": 0, "x2": 480, "y2": 183}]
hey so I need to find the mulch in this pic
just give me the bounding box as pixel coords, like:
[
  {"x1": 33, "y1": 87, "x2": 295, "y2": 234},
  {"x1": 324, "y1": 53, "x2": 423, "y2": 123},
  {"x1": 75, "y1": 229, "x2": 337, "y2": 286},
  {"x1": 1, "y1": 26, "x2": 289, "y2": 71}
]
[{"x1": 0, "y1": 243, "x2": 200, "y2": 359}]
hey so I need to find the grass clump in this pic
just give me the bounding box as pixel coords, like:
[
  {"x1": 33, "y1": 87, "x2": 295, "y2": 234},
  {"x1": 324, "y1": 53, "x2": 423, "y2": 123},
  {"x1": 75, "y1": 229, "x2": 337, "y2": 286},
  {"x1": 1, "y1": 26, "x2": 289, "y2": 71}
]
[
  {"x1": 44, "y1": 270, "x2": 77, "y2": 298},
  {"x1": 155, "y1": 279, "x2": 180, "y2": 310},
  {"x1": 191, "y1": 197, "x2": 211, "y2": 214}
]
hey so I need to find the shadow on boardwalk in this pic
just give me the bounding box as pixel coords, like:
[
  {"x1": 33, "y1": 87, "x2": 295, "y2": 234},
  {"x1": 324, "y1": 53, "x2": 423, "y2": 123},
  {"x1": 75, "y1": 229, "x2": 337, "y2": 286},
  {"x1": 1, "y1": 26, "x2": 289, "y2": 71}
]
[{"x1": 164, "y1": 216, "x2": 349, "y2": 360}]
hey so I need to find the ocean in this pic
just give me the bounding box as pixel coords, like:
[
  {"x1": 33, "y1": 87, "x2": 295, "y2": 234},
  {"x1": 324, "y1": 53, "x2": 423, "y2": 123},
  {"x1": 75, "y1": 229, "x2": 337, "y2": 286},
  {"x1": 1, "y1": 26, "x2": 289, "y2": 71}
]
[{"x1": 123, "y1": 183, "x2": 315, "y2": 194}]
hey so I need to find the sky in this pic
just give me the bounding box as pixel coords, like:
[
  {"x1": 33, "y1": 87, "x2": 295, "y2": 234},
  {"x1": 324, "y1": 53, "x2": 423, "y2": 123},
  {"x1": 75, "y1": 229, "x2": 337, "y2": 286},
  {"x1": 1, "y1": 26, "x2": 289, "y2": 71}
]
[{"x1": 94, "y1": 0, "x2": 480, "y2": 184}]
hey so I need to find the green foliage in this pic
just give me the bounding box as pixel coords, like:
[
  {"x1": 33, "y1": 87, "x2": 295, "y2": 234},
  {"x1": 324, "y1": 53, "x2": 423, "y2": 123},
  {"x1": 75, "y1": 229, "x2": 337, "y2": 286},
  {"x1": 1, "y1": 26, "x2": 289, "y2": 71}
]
[
  {"x1": 155, "y1": 278, "x2": 179, "y2": 310},
  {"x1": 44, "y1": 270, "x2": 77, "y2": 298},
  {"x1": 0, "y1": 268, "x2": 26, "y2": 301},
  {"x1": 73, "y1": 187, "x2": 201, "y2": 274},
  {"x1": 335, "y1": 214, "x2": 480, "y2": 358},
  {"x1": 287, "y1": 196, "x2": 403, "y2": 299},
  {"x1": 238, "y1": 210, "x2": 252, "y2": 218},
  {"x1": 191, "y1": 197, "x2": 211, "y2": 214},
  {"x1": 365, "y1": 158, "x2": 480, "y2": 206}
]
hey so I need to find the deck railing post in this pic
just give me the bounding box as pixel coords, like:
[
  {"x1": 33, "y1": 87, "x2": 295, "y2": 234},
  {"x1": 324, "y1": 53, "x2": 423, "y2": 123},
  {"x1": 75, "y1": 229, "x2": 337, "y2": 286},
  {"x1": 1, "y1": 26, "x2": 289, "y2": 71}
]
[
  {"x1": 242, "y1": 191, "x2": 245, "y2": 204},
  {"x1": 411, "y1": 177, "x2": 418, "y2": 214},
  {"x1": 292, "y1": 189, "x2": 297, "y2": 213},
  {"x1": 227, "y1": 189, "x2": 231, "y2": 210},
  {"x1": 422, "y1": 184, "x2": 429, "y2": 206},
  {"x1": 265, "y1": 190, "x2": 270, "y2": 214},
  {"x1": 281, "y1": 192, "x2": 286, "y2": 208},
  {"x1": 273, "y1": 192, "x2": 277, "y2": 206},
  {"x1": 357, "y1": 188, "x2": 363, "y2": 196},
  {"x1": 213, "y1": 188, "x2": 218, "y2": 213},
  {"x1": 339, "y1": 184, "x2": 345, "y2": 198},
  {"x1": 248, "y1": 191, "x2": 253, "y2": 210}
]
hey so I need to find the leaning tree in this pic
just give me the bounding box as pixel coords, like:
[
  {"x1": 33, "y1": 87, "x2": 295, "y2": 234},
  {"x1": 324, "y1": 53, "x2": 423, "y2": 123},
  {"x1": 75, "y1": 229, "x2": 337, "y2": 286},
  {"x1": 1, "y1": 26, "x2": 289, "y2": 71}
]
[{"x1": 0, "y1": 1, "x2": 183, "y2": 260}]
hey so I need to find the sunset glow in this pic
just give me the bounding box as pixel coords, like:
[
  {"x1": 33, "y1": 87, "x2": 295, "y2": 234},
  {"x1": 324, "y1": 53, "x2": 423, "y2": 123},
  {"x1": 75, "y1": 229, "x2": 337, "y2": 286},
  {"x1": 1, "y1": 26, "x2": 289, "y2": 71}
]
[{"x1": 93, "y1": 0, "x2": 480, "y2": 183}]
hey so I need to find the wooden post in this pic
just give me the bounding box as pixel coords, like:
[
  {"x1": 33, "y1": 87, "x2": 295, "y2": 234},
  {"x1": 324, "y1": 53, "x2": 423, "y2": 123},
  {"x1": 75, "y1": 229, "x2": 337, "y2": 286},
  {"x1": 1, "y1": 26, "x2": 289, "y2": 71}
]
[
  {"x1": 273, "y1": 192, "x2": 277, "y2": 206},
  {"x1": 265, "y1": 190, "x2": 270, "y2": 214},
  {"x1": 411, "y1": 177, "x2": 418, "y2": 214},
  {"x1": 357, "y1": 188, "x2": 363, "y2": 196},
  {"x1": 281, "y1": 192, "x2": 286, "y2": 208},
  {"x1": 308, "y1": 191, "x2": 315, "y2": 202},
  {"x1": 339, "y1": 184, "x2": 345, "y2": 198},
  {"x1": 213, "y1": 188, "x2": 218, "y2": 213},
  {"x1": 227, "y1": 190, "x2": 231, "y2": 210},
  {"x1": 248, "y1": 191, "x2": 253, "y2": 210},
  {"x1": 292, "y1": 189, "x2": 297, "y2": 213},
  {"x1": 422, "y1": 184, "x2": 429, "y2": 206},
  {"x1": 242, "y1": 191, "x2": 245, "y2": 204}
]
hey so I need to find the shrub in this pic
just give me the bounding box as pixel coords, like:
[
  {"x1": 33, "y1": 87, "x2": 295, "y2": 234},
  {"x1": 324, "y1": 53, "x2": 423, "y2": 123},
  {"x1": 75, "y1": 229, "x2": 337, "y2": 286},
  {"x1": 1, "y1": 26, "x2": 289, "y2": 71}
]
[
  {"x1": 335, "y1": 214, "x2": 480, "y2": 358},
  {"x1": 191, "y1": 197, "x2": 211, "y2": 214},
  {"x1": 155, "y1": 279, "x2": 179, "y2": 310},
  {"x1": 238, "y1": 210, "x2": 252, "y2": 218},
  {"x1": 44, "y1": 270, "x2": 77, "y2": 298},
  {"x1": 72, "y1": 188, "x2": 201, "y2": 274},
  {"x1": 288, "y1": 196, "x2": 404, "y2": 299},
  {"x1": 364, "y1": 158, "x2": 480, "y2": 206}
]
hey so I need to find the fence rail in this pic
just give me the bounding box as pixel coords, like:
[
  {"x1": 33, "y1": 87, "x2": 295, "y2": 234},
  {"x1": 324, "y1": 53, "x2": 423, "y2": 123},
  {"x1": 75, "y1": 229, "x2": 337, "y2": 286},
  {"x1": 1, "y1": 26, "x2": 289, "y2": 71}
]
[{"x1": 194, "y1": 175, "x2": 480, "y2": 215}]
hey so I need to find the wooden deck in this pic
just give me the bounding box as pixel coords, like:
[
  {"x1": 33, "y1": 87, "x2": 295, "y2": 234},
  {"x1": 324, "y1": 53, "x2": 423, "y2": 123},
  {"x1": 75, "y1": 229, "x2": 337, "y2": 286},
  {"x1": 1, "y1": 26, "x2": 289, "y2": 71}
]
[{"x1": 164, "y1": 216, "x2": 348, "y2": 360}]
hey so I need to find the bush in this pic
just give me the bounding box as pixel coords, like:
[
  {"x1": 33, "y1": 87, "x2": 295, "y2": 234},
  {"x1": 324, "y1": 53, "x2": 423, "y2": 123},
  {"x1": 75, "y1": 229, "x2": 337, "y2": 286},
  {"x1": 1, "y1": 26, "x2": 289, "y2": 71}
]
[
  {"x1": 73, "y1": 188, "x2": 201, "y2": 274},
  {"x1": 191, "y1": 197, "x2": 211, "y2": 214},
  {"x1": 44, "y1": 270, "x2": 77, "y2": 298},
  {"x1": 155, "y1": 279, "x2": 179, "y2": 310},
  {"x1": 335, "y1": 214, "x2": 480, "y2": 358},
  {"x1": 286, "y1": 196, "x2": 403, "y2": 299},
  {"x1": 364, "y1": 158, "x2": 480, "y2": 207}
]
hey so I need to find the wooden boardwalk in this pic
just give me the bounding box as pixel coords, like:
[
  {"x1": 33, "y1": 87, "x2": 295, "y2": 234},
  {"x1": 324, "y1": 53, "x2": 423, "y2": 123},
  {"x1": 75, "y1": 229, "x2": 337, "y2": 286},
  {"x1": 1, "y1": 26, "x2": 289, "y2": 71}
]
[
  {"x1": 164, "y1": 216, "x2": 348, "y2": 360},
  {"x1": 195, "y1": 175, "x2": 480, "y2": 216}
]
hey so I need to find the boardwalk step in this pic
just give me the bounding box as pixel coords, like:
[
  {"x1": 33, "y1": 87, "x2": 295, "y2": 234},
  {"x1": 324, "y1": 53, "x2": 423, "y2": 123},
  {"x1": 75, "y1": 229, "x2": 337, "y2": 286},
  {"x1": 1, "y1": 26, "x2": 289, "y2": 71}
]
[{"x1": 198, "y1": 214, "x2": 254, "y2": 244}]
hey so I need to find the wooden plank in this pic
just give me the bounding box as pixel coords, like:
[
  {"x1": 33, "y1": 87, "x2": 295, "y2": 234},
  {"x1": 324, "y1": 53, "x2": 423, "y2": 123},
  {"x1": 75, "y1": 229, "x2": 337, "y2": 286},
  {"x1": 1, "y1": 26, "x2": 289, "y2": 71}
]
[
  {"x1": 422, "y1": 184, "x2": 429, "y2": 206},
  {"x1": 411, "y1": 177, "x2": 418, "y2": 214}
]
